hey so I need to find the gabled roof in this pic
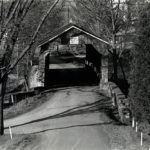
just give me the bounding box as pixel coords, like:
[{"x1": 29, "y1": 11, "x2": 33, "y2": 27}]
[{"x1": 38, "y1": 23, "x2": 110, "y2": 47}]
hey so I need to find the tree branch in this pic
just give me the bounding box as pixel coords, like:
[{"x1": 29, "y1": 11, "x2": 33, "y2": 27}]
[{"x1": 2, "y1": 0, "x2": 61, "y2": 79}]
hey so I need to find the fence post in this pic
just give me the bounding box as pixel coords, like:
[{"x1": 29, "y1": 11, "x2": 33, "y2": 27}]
[
  {"x1": 112, "y1": 92, "x2": 116, "y2": 106},
  {"x1": 10, "y1": 95, "x2": 14, "y2": 104},
  {"x1": 132, "y1": 117, "x2": 135, "y2": 128},
  {"x1": 140, "y1": 132, "x2": 143, "y2": 146},
  {"x1": 9, "y1": 126, "x2": 13, "y2": 140},
  {"x1": 135, "y1": 122, "x2": 138, "y2": 132}
]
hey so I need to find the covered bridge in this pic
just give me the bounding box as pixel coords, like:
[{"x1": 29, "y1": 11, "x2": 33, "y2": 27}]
[{"x1": 28, "y1": 23, "x2": 110, "y2": 90}]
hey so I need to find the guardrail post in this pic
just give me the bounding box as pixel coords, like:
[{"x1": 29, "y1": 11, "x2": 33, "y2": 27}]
[
  {"x1": 132, "y1": 117, "x2": 135, "y2": 128},
  {"x1": 135, "y1": 122, "x2": 138, "y2": 132},
  {"x1": 140, "y1": 132, "x2": 143, "y2": 146},
  {"x1": 9, "y1": 126, "x2": 13, "y2": 140},
  {"x1": 10, "y1": 95, "x2": 14, "y2": 104}
]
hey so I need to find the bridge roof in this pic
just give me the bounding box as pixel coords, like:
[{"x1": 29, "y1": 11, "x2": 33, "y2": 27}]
[{"x1": 37, "y1": 23, "x2": 110, "y2": 47}]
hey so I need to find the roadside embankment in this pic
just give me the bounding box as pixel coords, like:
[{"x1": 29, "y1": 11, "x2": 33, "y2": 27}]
[{"x1": 107, "y1": 82, "x2": 131, "y2": 124}]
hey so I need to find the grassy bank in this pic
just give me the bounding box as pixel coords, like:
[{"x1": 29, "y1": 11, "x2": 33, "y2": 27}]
[
  {"x1": 4, "y1": 92, "x2": 54, "y2": 120},
  {"x1": 0, "y1": 134, "x2": 41, "y2": 150}
]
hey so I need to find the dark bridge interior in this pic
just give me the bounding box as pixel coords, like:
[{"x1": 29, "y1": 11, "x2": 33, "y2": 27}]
[{"x1": 44, "y1": 44, "x2": 101, "y2": 88}]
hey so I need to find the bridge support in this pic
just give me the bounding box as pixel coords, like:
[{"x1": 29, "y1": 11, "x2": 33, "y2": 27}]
[{"x1": 100, "y1": 55, "x2": 108, "y2": 91}]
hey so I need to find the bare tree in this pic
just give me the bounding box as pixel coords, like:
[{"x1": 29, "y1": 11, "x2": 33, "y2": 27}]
[
  {"x1": 0, "y1": 0, "x2": 61, "y2": 135},
  {"x1": 74, "y1": 0, "x2": 132, "y2": 81}
]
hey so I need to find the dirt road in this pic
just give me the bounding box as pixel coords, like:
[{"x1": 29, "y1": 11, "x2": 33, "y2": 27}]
[
  {"x1": 4, "y1": 86, "x2": 113, "y2": 150},
  {"x1": 3, "y1": 86, "x2": 144, "y2": 150}
]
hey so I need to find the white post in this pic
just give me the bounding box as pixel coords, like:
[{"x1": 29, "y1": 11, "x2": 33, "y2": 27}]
[
  {"x1": 112, "y1": 92, "x2": 115, "y2": 106},
  {"x1": 11, "y1": 95, "x2": 14, "y2": 104},
  {"x1": 9, "y1": 126, "x2": 13, "y2": 140},
  {"x1": 140, "y1": 132, "x2": 143, "y2": 146},
  {"x1": 132, "y1": 117, "x2": 135, "y2": 128},
  {"x1": 135, "y1": 122, "x2": 138, "y2": 132}
]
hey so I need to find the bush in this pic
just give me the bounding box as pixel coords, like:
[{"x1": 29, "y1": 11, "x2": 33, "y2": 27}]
[{"x1": 129, "y1": 4, "x2": 150, "y2": 122}]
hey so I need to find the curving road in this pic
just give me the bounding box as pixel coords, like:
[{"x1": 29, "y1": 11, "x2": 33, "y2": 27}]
[{"x1": 4, "y1": 86, "x2": 114, "y2": 150}]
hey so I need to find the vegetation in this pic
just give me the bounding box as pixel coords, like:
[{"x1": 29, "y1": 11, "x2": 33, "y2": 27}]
[
  {"x1": 129, "y1": 2, "x2": 150, "y2": 123},
  {"x1": 74, "y1": 0, "x2": 132, "y2": 82},
  {"x1": 4, "y1": 92, "x2": 54, "y2": 120},
  {"x1": 0, "y1": 0, "x2": 62, "y2": 135},
  {"x1": 0, "y1": 0, "x2": 36, "y2": 135},
  {"x1": 6, "y1": 0, "x2": 65, "y2": 92}
]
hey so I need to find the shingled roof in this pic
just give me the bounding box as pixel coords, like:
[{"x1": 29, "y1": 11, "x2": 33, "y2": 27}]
[{"x1": 37, "y1": 23, "x2": 110, "y2": 47}]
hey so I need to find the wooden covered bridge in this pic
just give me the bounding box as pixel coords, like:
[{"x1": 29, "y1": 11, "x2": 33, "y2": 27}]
[{"x1": 28, "y1": 23, "x2": 110, "y2": 90}]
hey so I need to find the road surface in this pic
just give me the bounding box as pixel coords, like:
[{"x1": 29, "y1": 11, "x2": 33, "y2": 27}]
[
  {"x1": 4, "y1": 86, "x2": 114, "y2": 150},
  {"x1": 3, "y1": 86, "x2": 142, "y2": 150}
]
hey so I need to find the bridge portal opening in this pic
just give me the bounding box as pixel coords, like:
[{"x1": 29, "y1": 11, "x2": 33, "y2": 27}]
[{"x1": 44, "y1": 44, "x2": 101, "y2": 88}]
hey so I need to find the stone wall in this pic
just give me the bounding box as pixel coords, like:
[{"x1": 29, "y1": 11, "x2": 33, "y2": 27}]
[
  {"x1": 108, "y1": 82, "x2": 131, "y2": 124},
  {"x1": 28, "y1": 65, "x2": 44, "y2": 89},
  {"x1": 100, "y1": 55, "x2": 109, "y2": 91}
]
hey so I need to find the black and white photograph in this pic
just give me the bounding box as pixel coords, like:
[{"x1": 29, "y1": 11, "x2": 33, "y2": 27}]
[{"x1": 0, "y1": 0, "x2": 150, "y2": 149}]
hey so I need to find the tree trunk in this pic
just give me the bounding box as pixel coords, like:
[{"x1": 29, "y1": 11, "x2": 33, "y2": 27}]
[
  {"x1": 0, "y1": 0, "x2": 61, "y2": 136},
  {"x1": 0, "y1": 74, "x2": 7, "y2": 135},
  {"x1": 112, "y1": 49, "x2": 118, "y2": 82}
]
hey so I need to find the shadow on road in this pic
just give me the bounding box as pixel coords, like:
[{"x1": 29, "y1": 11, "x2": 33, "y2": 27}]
[
  {"x1": 5, "y1": 97, "x2": 117, "y2": 130},
  {"x1": 30, "y1": 122, "x2": 114, "y2": 134}
]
